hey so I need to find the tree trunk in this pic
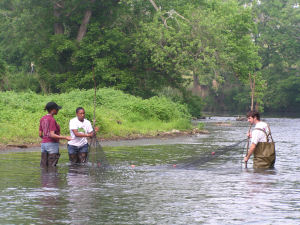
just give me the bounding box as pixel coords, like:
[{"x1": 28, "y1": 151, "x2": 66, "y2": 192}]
[
  {"x1": 53, "y1": 3, "x2": 64, "y2": 34},
  {"x1": 249, "y1": 73, "x2": 255, "y2": 111},
  {"x1": 192, "y1": 73, "x2": 208, "y2": 98},
  {"x1": 148, "y1": 0, "x2": 168, "y2": 28},
  {"x1": 76, "y1": 0, "x2": 95, "y2": 42}
]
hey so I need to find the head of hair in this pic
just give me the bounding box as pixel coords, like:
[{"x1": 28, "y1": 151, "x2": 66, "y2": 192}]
[
  {"x1": 76, "y1": 107, "x2": 85, "y2": 113},
  {"x1": 246, "y1": 110, "x2": 260, "y2": 120},
  {"x1": 44, "y1": 102, "x2": 61, "y2": 112}
]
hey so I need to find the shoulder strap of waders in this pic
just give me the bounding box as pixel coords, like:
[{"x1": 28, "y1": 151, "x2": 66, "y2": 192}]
[{"x1": 254, "y1": 124, "x2": 274, "y2": 143}]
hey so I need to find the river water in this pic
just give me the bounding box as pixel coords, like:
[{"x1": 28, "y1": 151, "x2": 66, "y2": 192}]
[{"x1": 0, "y1": 117, "x2": 299, "y2": 224}]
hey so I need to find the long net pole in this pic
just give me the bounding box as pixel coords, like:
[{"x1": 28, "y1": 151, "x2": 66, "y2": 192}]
[
  {"x1": 93, "y1": 66, "x2": 96, "y2": 128},
  {"x1": 88, "y1": 66, "x2": 97, "y2": 165},
  {"x1": 90, "y1": 67, "x2": 110, "y2": 168},
  {"x1": 245, "y1": 125, "x2": 251, "y2": 168},
  {"x1": 245, "y1": 73, "x2": 255, "y2": 168}
]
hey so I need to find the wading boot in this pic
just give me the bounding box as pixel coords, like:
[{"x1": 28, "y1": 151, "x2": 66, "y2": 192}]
[
  {"x1": 69, "y1": 154, "x2": 79, "y2": 164},
  {"x1": 40, "y1": 152, "x2": 48, "y2": 167},
  {"x1": 78, "y1": 152, "x2": 88, "y2": 163},
  {"x1": 48, "y1": 153, "x2": 60, "y2": 167}
]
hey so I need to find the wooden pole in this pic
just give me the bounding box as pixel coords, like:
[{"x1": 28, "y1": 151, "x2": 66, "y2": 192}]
[
  {"x1": 245, "y1": 125, "x2": 251, "y2": 168},
  {"x1": 93, "y1": 66, "x2": 96, "y2": 129},
  {"x1": 245, "y1": 73, "x2": 255, "y2": 168}
]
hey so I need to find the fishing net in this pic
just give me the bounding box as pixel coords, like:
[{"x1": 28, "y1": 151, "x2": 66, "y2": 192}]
[
  {"x1": 176, "y1": 139, "x2": 248, "y2": 169},
  {"x1": 88, "y1": 136, "x2": 110, "y2": 168},
  {"x1": 87, "y1": 67, "x2": 110, "y2": 169}
]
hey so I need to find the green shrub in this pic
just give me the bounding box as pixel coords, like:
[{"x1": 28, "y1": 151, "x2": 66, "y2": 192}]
[
  {"x1": 197, "y1": 122, "x2": 205, "y2": 130},
  {"x1": 0, "y1": 71, "x2": 41, "y2": 92},
  {"x1": 185, "y1": 95, "x2": 204, "y2": 119},
  {"x1": 158, "y1": 87, "x2": 204, "y2": 118},
  {"x1": 0, "y1": 88, "x2": 191, "y2": 144}
]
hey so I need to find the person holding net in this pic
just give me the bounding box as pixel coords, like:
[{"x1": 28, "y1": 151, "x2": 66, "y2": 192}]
[
  {"x1": 67, "y1": 107, "x2": 99, "y2": 164},
  {"x1": 244, "y1": 111, "x2": 276, "y2": 169},
  {"x1": 39, "y1": 102, "x2": 72, "y2": 167}
]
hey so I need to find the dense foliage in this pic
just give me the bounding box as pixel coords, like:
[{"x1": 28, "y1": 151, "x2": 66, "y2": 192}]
[
  {"x1": 253, "y1": 0, "x2": 300, "y2": 112},
  {"x1": 0, "y1": 0, "x2": 299, "y2": 113},
  {"x1": 0, "y1": 88, "x2": 191, "y2": 144},
  {"x1": 223, "y1": 0, "x2": 300, "y2": 113}
]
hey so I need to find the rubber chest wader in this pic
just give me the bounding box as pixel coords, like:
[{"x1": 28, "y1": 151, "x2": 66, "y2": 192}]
[
  {"x1": 68, "y1": 152, "x2": 88, "y2": 164},
  {"x1": 253, "y1": 126, "x2": 276, "y2": 169},
  {"x1": 40, "y1": 152, "x2": 60, "y2": 167}
]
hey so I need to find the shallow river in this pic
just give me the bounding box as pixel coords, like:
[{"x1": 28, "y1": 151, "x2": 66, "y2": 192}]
[{"x1": 0, "y1": 117, "x2": 299, "y2": 224}]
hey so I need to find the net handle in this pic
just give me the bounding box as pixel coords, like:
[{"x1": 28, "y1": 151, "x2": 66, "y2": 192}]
[
  {"x1": 92, "y1": 66, "x2": 96, "y2": 129},
  {"x1": 245, "y1": 125, "x2": 252, "y2": 168}
]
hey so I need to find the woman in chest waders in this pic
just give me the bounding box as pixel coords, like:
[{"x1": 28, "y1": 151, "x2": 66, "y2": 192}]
[{"x1": 244, "y1": 111, "x2": 276, "y2": 169}]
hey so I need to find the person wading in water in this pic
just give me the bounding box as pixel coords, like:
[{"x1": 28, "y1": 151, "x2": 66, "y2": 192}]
[
  {"x1": 39, "y1": 102, "x2": 72, "y2": 167},
  {"x1": 244, "y1": 111, "x2": 276, "y2": 169},
  {"x1": 67, "y1": 107, "x2": 99, "y2": 164}
]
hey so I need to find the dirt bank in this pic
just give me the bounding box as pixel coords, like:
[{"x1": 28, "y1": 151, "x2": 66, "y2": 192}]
[{"x1": 0, "y1": 128, "x2": 209, "y2": 152}]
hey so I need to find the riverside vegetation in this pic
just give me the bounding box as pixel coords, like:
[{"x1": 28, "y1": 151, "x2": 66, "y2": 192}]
[
  {"x1": 0, "y1": 88, "x2": 196, "y2": 145},
  {"x1": 1, "y1": 1, "x2": 298, "y2": 114},
  {"x1": 1, "y1": 0, "x2": 298, "y2": 130}
]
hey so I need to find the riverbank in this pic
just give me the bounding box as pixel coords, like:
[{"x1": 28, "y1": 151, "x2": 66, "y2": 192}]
[
  {"x1": 0, "y1": 128, "x2": 209, "y2": 152},
  {"x1": 0, "y1": 88, "x2": 196, "y2": 146}
]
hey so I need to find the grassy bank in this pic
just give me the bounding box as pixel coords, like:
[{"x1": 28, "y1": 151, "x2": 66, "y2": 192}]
[{"x1": 0, "y1": 88, "x2": 192, "y2": 145}]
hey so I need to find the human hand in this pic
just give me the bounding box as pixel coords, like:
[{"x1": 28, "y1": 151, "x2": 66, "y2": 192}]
[
  {"x1": 94, "y1": 126, "x2": 99, "y2": 132},
  {"x1": 247, "y1": 132, "x2": 252, "y2": 138},
  {"x1": 88, "y1": 132, "x2": 95, "y2": 137},
  {"x1": 66, "y1": 136, "x2": 72, "y2": 141},
  {"x1": 244, "y1": 156, "x2": 249, "y2": 163}
]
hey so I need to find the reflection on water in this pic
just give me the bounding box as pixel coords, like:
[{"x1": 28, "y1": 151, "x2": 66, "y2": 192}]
[
  {"x1": 0, "y1": 117, "x2": 300, "y2": 224},
  {"x1": 39, "y1": 168, "x2": 64, "y2": 224},
  {"x1": 66, "y1": 166, "x2": 93, "y2": 225}
]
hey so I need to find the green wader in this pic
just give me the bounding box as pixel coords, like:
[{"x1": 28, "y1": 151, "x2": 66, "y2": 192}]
[{"x1": 253, "y1": 127, "x2": 276, "y2": 169}]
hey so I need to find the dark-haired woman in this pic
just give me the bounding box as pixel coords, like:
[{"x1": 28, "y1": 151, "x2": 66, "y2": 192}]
[
  {"x1": 67, "y1": 107, "x2": 99, "y2": 164},
  {"x1": 39, "y1": 102, "x2": 72, "y2": 167}
]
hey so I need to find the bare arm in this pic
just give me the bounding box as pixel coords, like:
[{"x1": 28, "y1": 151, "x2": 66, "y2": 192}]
[
  {"x1": 72, "y1": 129, "x2": 94, "y2": 138},
  {"x1": 50, "y1": 131, "x2": 72, "y2": 141},
  {"x1": 244, "y1": 143, "x2": 256, "y2": 162},
  {"x1": 39, "y1": 130, "x2": 43, "y2": 138},
  {"x1": 247, "y1": 131, "x2": 252, "y2": 138}
]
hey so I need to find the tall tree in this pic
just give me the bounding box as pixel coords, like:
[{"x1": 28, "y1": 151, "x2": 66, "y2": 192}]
[
  {"x1": 53, "y1": 0, "x2": 65, "y2": 34},
  {"x1": 76, "y1": 0, "x2": 96, "y2": 42},
  {"x1": 247, "y1": 0, "x2": 300, "y2": 112},
  {"x1": 133, "y1": 0, "x2": 260, "y2": 97}
]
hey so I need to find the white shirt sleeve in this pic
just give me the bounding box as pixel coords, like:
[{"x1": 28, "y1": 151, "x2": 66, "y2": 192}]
[
  {"x1": 251, "y1": 130, "x2": 261, "y2": 145},
  {"x1": 251, "y1": 125, "x2": 269, "y2": 144},
  {"x1": 86, "y1": 120, "x2": 93, "y2": 133},
  {"x1": 69, "y1": 118, "x2": 78, "y2": 130}
]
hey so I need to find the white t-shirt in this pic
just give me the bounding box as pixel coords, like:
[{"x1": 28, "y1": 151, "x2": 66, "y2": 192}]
[
  {"x1": 68, "y1": 117, "x2": 93, "y2": 147},
  {"x1": 251, "y1": 121, "x2": 270, "y2": 145}
]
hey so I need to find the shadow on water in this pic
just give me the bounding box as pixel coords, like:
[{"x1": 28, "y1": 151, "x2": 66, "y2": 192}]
[
  {"x1": 39, "y1": 167, "x2": 65, "y2": 224},
  {"x1": 252, "y1": 168, "x2": 278, "y2": 175},
  {"x1": 38, "y1": 162, "x2": 114, "y2": 225}
]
